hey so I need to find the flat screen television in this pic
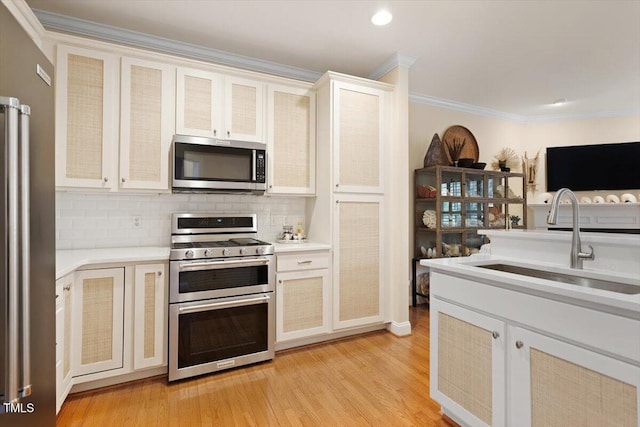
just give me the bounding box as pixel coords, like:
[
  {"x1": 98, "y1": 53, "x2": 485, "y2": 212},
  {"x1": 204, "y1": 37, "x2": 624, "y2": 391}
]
[{"x1": 546, "y1": 141, "x2": 640, "y2": 191}]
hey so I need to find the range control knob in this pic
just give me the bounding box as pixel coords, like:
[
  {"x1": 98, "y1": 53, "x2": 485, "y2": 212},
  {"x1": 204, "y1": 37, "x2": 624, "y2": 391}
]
[
  {"x1": 204, "y1": 249, "x2": 214, "y2": 257},
  {"x1": 239, "y1": 248, "x2": 247, "y2": 255},
  {"x1": 256, "y1": 246, "x2": 266, "y2": 255},
  {"x1": 185, "y1": 250, "x2": 194, "y2": 259},
  {"x1": 222, "y1": 248, "x2": 231, "y2": 256}
]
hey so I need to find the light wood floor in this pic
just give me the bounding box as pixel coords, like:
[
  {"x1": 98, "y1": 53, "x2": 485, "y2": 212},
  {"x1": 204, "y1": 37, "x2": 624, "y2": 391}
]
[{"x1": 57, "y1": 305, "x2": 456, "y2": 426}]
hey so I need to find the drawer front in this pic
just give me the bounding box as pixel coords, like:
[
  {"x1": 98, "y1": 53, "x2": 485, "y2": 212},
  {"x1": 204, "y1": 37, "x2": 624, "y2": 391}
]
[{"x1": 277, "y1": 252, "x2": 330, "y2": 272}]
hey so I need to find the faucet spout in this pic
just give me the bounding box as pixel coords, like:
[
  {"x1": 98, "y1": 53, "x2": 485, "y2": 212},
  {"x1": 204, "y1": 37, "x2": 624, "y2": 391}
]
[{"x1": 547, "y1": 188, "x2": 594, "y2": 269}]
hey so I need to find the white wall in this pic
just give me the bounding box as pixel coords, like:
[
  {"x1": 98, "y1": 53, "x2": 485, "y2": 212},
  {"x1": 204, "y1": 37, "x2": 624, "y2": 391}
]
[{"x1": 56, "y1": 192, "x2": 306, "y2": 249}]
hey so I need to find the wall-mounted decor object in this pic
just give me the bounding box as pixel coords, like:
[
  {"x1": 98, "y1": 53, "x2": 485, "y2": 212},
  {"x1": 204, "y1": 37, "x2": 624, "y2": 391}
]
[
  {"x1": 423, "y1": 133, "x2": 449, "y2": 167},
  {"x1": 621, "y1": 193, "x2": 637, "y2": 203},
  {"x1": 492, "y1": 147, "x2": 519, "y2": 171},
  {"x1": 441, "y1": 125, "x2": 479, "y2": 166},
  {"x1": 522, "y1": 150, "x2": 540, "y2": 191}
]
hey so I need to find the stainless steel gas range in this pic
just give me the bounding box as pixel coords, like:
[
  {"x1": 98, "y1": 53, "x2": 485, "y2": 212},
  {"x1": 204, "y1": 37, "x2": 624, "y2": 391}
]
[{"x1": 168, "y1": 213, "x2": 275, "y2": 382}]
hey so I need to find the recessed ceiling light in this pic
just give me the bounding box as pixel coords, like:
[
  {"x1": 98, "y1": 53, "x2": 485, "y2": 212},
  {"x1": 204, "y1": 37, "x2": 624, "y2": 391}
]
[
  {"x1": 552, "y1": 98, "x2": 567, "y2": 105},
  {"x1": 371, "y1": 10, "x2": 392, "y2": 26}
]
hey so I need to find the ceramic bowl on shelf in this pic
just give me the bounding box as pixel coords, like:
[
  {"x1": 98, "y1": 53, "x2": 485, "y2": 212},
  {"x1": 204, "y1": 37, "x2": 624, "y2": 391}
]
[
  {"x1": 457, "y1": 158, "x2": 474, "y2": 168},
  {"x1": 470, "y1": 162, "x2": 486, "y2": 170}
]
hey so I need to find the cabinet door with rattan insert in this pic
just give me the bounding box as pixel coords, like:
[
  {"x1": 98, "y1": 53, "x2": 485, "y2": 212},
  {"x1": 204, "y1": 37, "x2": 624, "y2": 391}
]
[
  {"x1": 509, "y1": 326, "x2": 639, "y2": 427},
  {"x1": 225, "y1": 76, "x2": 265, "y2": 143},
  {"x1": 176, "y1": 67, "x2": 222, "y2": 138},
  {"x1": 72, "y1": 268, "x2": 125, "y2": 377},
  {"x1": 276, "y1": 268, "x2": 330, "y2": 342},
  {"x1": 333, "y1": 81, "x2": 386, "y2": 194},
  {"x1": 133, "y1": 264, "x2": 167, "y2": 370},
  {"x1": 267, "y1": 84, "x2": 316, "y2": 195},
  {"x1": 55, "y1": 45, "x2": 118, "y2": 189},
  {"x1": 333, "y1": 196, "x2": 385, "y2": 329},
  {"x1": 120, "y1": 57, "x2": 175, "y2": 190},
  {"x1": 430, "y1": 298, "x2": 506, "y2": 427}
]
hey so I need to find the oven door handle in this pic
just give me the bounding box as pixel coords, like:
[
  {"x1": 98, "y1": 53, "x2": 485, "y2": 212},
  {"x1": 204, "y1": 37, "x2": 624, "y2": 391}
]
[
  {"x1": 178, "y1": 295, "x2": 270, "y2": 314},
  {"x1": 178, "y1": 258, "x2": 269, "y2": 271}
]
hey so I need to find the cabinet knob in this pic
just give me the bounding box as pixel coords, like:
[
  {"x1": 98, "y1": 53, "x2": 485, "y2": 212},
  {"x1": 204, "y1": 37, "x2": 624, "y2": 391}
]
[
  {"x1": 227, "y1": 130, "x2": 230, "y2": 137},
  {"x1": 121, "y1": 177, "x2": 126, "y2": 183},
  {"x1": 515, "y1": 340, "x2": 524, "y2": 349},
  {"x1": 56, "y1": 294, "x2": 59, "y2": 299},
  {"x1": 269, "y1": 185, "x2": 273, "y2": 189},
  {"x1": 335, "y1": 183, "x2": 339, "y2": 188},
  {"x1": 278, "y1": 280, "x2": 282, "y2": 284},
  {"x1": 157, "y1": 271, "x2": 162, "y2": 276},
  {"x1": 103, "y1": 177, "x2": 108, "y2": 183},
  {"x1": 491, "y1": 331, "x2": 500, "y2": 339},
  {"x1": 213, "y1": 129, "x2": 217, "y2": 136}
]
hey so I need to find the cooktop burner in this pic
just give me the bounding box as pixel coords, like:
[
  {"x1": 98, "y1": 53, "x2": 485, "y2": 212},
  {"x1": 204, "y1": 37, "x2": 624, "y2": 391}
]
[{"x1": 170, "y1": 213, "x2": 273, "y2": 261}]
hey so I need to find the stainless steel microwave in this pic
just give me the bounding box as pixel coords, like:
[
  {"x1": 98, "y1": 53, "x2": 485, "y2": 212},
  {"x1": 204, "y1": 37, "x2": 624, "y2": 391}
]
[{"x1": 172, "y1": 134, "x2": 267, "y2": 193}]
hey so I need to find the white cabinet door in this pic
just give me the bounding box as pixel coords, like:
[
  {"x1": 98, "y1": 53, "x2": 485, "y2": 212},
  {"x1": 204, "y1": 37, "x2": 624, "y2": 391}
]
[
  {"x1": 72, "y1": 268, "x2": 125, "y2": 377},
  {"x1": 176, "y1": 67, "x2": 223, "y2": 138},
  {"x1": 431, "y1": 298, "x2": 507, "y2": 427},
  {"x1": 224, "y1": 76, "x2": 265, "y2": 142},
  {"x1": 55, "y1": 45, "x2": 119, "y2": 189},
  {"x1": 276, "y1": 268, "x2": 330, "y2": 343},
  {"x1": 55, "y1": 274, "x2": 73, "y2": 413},
  {"x1": 509, "y1": 326, "x2": 640, "y2": 427},
  {"x1": 332, "y1": 81, "x2": 386, "y2": 194},
  {"x1": 133, "y1": 264, "x2": 167, "y2": 370},
  {"x1": 120, "y1": 57, "x2": 175, "y2": 190},
  {"x1": 267, "y1": 84, "x2": 316, "y2": 195},
  {"x1": 333, "y1": 195, "x2": 385, "y2": 329}
]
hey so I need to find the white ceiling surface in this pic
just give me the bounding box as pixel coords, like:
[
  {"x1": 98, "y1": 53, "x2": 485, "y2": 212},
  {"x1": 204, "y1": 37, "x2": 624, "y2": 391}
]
[{"x1": 26, "y1": 0, "x2": 640, "y2": 119}]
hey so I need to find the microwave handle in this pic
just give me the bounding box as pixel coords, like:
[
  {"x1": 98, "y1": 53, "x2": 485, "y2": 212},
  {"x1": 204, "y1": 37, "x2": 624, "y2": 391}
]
[{"x1": 252, "y1": 150, "x2": 256, "y2": 182}]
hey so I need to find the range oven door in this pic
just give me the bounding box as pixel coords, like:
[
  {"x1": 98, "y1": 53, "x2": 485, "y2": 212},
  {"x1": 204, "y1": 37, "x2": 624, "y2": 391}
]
[
  {"x1": 168, "y1": 292, "x2": 274, "y2": 381},
  {"x1": 170, "y1": 256, "x2": 274, "y2": 302}
]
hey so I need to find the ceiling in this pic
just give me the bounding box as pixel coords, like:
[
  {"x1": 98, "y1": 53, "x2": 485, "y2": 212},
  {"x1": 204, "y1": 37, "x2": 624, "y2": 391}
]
[{"x1": 26, "y1": 0, "x2": 640, "y2": 120}]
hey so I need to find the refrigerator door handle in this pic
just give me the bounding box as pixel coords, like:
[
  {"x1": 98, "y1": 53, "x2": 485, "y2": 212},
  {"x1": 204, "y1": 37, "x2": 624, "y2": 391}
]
[
  {"x1": 19, "y1": 104, "x2": 32, "y2": 398},
  {"x1": 1, "y1": 96, "x2": 21, "y2": 405}
]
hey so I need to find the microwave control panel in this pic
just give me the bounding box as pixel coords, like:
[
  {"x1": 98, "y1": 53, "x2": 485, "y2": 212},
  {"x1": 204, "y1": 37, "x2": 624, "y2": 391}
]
[{"x1": 256, "y1": 152, "x2": 266, "y2": 183}]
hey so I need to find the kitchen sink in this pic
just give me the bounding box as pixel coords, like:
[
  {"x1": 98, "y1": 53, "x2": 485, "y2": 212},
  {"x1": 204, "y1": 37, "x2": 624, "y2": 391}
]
[{"x1": 477, "y1": 263, "x2": 640, "y2": 295}]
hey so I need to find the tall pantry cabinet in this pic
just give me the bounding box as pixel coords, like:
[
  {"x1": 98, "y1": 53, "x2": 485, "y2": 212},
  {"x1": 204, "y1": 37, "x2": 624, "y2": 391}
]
[{"x1": 309, "y1": 72, "x2": 393, "y2": 330}]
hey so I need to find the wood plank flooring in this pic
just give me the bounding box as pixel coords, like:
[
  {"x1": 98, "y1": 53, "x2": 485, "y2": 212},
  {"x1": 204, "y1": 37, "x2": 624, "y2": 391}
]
[{"x1": 57, "y1": 305, "x2": 456, "y2": 426}]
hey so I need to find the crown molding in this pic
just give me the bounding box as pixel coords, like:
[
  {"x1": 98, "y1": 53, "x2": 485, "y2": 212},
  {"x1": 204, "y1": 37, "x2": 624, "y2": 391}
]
[
  {"x1": 409, "y1": 92, "x2": 639, "y2": 123},
  {"x1": 33, "y1": 9, "x2": 323, "y2": 82},
  {"x1": 409, "y1": 92, "x2": 526, "y2": 122},
  {"x1": 368, "y1": 53, "x2": 418, "y2": 80},
  {"x1": 2, "y1": 0, "x2": 46, "y2": 49}
]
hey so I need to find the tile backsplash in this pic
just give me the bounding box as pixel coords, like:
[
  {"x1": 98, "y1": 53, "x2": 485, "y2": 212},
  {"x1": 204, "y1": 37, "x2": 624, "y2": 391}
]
[{"x1": 56, "y1": 192, "x2": 306, "y2": 250}]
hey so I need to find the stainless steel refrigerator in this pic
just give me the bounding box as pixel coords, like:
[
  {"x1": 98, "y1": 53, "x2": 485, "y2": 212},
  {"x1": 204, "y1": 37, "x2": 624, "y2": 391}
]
[{"x1": 1, "y1": 2, "x2": 56, "y2": 426}]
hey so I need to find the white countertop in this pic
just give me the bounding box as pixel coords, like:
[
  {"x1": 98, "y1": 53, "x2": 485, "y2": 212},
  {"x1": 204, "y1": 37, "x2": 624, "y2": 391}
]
[
  {"x1": 481, "y1": 228, "x2": 640, "y2": 247},
  {"x1": 421, "y1": 255, "x2": 640, "y2": 316},
  {"x1": 57, "y1": 242, "x2": 331, "y2": 278},
  {"x1": 57, "y1": 247, "x2": 170, "y2": 279},
  {"x1": 272, "y1": 242, "x2": 331, "y2": 253}
]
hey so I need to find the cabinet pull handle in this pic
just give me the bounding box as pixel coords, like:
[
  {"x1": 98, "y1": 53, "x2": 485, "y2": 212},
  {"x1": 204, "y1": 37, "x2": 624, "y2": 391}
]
[
  {"x1": 297, "y1": 260, "x2": 312, "y2": 265},
  {"x1": 491, "y1": 331, "x2": 500, "y2": 339},
  {"x1": 63, "y1": 286, "x2": 70, "y2": 292},
  {"x1": 515, "y1": 340, "x2": 524, "y2": 349}
]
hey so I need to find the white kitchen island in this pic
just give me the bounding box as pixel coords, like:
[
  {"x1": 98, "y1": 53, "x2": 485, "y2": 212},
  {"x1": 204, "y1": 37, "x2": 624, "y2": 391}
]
[{"x1": 421, "y1": 229, "x2": 640, "y2": 427}]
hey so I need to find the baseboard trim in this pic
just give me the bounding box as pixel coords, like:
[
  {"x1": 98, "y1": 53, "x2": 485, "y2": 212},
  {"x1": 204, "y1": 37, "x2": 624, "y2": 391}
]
[{"x1": 387, "y1": 320, "x2": 412, "y2": 336}]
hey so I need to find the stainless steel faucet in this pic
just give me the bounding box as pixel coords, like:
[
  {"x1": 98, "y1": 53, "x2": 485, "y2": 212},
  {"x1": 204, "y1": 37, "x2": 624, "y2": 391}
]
[{"x1": 547, "y1": 188, "x2": 595, "y2": 269}]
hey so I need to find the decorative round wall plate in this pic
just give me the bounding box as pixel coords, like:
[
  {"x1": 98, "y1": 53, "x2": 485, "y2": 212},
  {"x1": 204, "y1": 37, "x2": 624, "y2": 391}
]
[{"x1": 441, "y1": 125, "x2": 479, "y2": 165}]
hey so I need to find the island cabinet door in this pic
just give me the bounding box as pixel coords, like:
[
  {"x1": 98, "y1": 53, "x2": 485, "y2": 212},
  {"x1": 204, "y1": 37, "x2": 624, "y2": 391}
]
[
  {"x1": 509, "y1": 326, "x2": 640, "y2": 427},
  {"x1": 430, "y1": 298, "x2": 506, "y2": 427}
]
